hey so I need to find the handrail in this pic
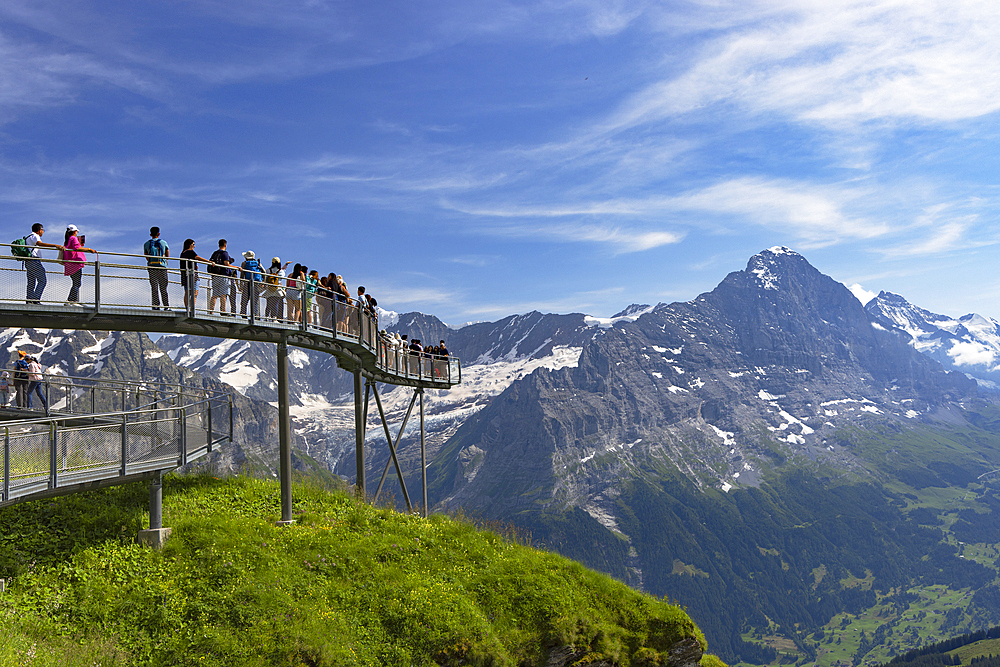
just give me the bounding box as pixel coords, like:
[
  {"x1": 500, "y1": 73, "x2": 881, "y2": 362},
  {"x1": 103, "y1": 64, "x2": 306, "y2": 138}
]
[
  {"x1": 0, "y1": 245, "x2": 460, "y2": 386},
  {"x1": 0, "y1": 373, "x2": 233, "y2": 507}
]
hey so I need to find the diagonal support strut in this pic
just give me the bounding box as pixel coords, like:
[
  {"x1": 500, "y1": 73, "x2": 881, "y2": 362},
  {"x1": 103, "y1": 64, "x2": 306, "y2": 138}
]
[{"x1": 371, "y1": 383, "x2": 415, "y2": 512}]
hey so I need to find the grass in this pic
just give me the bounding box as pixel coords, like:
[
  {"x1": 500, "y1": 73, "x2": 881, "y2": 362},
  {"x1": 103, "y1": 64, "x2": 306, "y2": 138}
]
[{"x1": 0, "y1": 474, "x2": 721, "y2": 666}]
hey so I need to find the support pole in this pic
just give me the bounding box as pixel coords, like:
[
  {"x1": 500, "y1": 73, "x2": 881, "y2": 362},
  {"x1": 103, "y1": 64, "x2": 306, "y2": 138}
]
[
  {"x1": 419, "y1": 388, "x2": 427, "y2": 518},
  {"x1": 277, "y1": 339, "x2": 293, "y2": 524},
  {"x1": 354, "y1": 368, "x2": 365, "y2": 499},
  {"x1": 149, "y1": 470, "x2": 163, "y2": 530},
  {"x1": 138, "y1": 470, "x2": 172, "y2": 549}
]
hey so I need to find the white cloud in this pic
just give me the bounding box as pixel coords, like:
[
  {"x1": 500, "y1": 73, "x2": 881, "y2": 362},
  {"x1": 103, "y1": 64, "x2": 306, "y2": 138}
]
[
  {"x1": 445, "y1": 176, "x2": 878, "y2": 249},
  {"x1": 609, "y1": 0, "x2": 1000, "y2": 131},
  {"x1": 948, "y1": 340, "x2": 997, "y2": 368},
  {"x1": 670, "y1": 177, "x2": 883, "y2": 247}
]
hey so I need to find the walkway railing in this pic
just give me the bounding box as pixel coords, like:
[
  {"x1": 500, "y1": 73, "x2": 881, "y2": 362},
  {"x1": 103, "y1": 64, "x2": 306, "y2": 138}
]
[
  {"x1": 1, "y1": 374, "x2": 232, "y2": 506},
  {"x1": 0, "y1": 246, "x2": 460, "y2": 386}
]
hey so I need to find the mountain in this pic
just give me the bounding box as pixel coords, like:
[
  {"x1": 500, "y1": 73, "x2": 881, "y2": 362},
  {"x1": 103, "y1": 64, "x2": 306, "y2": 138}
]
[
  {"x1": 156, "y1": 310, "x2": 601, "y2": 477},
  {"x1": 90, "y1": 247, "x2": 1000, "y2": 664},
  {"x1": 431, "y1": 247, "x2": 976, "y2": 513},
  {"x1": 421, "y1": 248, "x2": 1000, "y2": 662},
  {"x1": 866, "y1": 290, "x2": 1000, "y2": 390}
]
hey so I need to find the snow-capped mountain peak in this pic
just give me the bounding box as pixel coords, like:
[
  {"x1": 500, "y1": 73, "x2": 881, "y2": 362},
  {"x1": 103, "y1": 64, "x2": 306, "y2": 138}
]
[{"x1": 866, "y1": 291, "x2": 1000, "y2": 388}]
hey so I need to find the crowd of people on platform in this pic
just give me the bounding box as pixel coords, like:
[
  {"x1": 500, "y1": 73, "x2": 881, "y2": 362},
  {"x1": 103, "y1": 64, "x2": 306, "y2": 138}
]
[{"x1": 5, "y1": 223, "x2": 452, "y2": 409}]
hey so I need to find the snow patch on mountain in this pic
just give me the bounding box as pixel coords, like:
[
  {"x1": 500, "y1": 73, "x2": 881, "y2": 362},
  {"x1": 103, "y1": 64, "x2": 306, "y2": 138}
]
[{"x1": 584, "y1": 304, "x2": 656, "y2": 329}]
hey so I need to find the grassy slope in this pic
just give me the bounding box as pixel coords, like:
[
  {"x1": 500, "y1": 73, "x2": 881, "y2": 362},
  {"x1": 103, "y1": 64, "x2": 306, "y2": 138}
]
[{"x1": 0, "y1": 475, "x2": 718, "y2": 667}]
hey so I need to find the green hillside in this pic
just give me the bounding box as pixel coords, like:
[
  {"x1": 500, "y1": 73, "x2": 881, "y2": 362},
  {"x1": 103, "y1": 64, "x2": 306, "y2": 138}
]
[{"x1": 0, "y1": 475, "x2": 720, "y2": 667}]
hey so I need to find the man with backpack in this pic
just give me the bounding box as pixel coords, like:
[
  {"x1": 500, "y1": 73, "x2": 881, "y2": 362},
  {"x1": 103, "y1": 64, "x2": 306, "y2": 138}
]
[
  {"x1": 208, "y1": 239, "x2": 236, "y2": 315},
  {"x1": 12, "y1": 351, "x2": 30, "y2": 408},
  {"x1": 15, "y1": 223, "x2": 64, "y2": 304},
  {"x1": 143, "y1": 227, "x2": 170, "y2": 310}
]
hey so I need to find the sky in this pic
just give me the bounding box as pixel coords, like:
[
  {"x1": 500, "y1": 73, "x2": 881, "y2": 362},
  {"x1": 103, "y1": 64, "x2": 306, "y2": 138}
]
[{"x1": 2, "y1": 0, "x2": 999, "y2": 326}]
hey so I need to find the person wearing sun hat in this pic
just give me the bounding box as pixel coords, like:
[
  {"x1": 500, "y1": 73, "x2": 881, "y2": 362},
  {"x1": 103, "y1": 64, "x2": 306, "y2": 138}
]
[{"x1": 239, "y1": 250, "x2": 263, "y2": 319}]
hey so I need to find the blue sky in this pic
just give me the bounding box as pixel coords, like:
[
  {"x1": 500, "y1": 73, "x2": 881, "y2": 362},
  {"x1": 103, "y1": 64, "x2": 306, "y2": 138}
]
[{"x1": 2, "y1": 0, "x2": 999, "y2": 325}]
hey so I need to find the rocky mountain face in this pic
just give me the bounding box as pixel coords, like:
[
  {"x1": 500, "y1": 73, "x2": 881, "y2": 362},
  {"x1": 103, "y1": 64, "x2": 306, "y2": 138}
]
[
  {"x1": 430, "y1": 247, "x2": 975, "y2": 515},
  {"x1": 0, "y1": 328, "x2": 307, "y2": 476},
  {"x1": 156, "y1": 310, "x2": 602, "y2": 479},
  {"x1": 867, "y1": 290, "x2": 1000, "y2": 390},
  {"x1": 421, "y1": 248, "x2": 998, "y2": 661}
]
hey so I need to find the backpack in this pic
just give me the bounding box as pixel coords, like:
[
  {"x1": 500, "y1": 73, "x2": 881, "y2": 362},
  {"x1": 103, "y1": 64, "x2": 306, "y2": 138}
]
[
  {"x1": 13, "y1": 359, "x2": 28, "y2": 382},
  {"x1": 10, "y1": 236, "x2": 31, "y2": 258},
  {"x1": 145, "y1": 238, "x2": 166, "y2": 267},
  {"x1": 264, "y1": 270, "x2": 280, "y2": 288},
  {"x1": 243, "y1": 259, "x2": 262, "y2": 282},
  {"x1": 209, "y1": 250, "x2": 228, "y2": 275}
]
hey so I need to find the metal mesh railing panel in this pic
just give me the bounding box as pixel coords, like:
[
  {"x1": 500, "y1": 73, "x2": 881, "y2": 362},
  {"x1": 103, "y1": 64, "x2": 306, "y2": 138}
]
[{"x1": 55, "y1": 424, "x2": 122, "y2": 477}]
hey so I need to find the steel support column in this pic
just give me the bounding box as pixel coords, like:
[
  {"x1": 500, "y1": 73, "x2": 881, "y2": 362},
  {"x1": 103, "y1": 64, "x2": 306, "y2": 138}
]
[
  {"x1": 149, "y1": 470, "x2": 163, "y2": 530},
  {"x1": 277, "y1": 339, "x2": 293, "y2": 524},
  {"x1": 418, "y1": 388, "x2": 428, "y2": 518},
  {"x1": 354, "y1": 368, "x2": 365, "y2": 499}
]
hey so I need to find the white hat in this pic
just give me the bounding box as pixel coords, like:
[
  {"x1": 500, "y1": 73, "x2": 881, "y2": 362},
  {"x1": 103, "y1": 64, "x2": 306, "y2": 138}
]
[
  {"x1": 243, "y1": 250, "x2": 255, "y2": 259},
  {"x1": 66, "y1": 224, "x2": 79, "y2": 232}
]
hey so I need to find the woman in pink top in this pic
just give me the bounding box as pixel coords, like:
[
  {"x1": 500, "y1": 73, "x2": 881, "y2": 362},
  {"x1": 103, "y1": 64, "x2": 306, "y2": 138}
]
[{"x1": 63, "y1": 225, "x2": 96, "y2": 304}]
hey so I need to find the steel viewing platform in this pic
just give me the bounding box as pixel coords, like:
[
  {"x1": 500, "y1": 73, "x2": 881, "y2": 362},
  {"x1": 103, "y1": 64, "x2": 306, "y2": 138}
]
[{"x1": 0, "y1": 245, "x2": 462, "y2": 526}]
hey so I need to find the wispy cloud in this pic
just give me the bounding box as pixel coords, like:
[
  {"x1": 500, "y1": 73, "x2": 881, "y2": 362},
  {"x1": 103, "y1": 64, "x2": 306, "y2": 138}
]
[{"x1": 610, "y1": 0, "x2": 1000, "y2": 131}]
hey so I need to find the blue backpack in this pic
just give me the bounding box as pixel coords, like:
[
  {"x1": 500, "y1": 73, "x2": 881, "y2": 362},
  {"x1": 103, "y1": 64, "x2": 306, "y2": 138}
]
[
  {"x1": 243, "y1": 259, "x2": 262, "y2": 282},
  {"x1": 144, "y1": 238, "x2": 167, "y2": 267}
]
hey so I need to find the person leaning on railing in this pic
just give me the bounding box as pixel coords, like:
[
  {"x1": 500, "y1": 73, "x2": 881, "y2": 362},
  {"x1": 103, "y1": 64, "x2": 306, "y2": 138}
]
[
  {"x1": 179, "y1": 239, "x2": 215, "y2": 312},
  {"x1": 208, "y1": 239, "x2": 236, "y2": 315},
  {"x1": 62, "y1": 225, "x2": 96, "y2": 305},
  {"x1": 22, "y1": 222, "x2": 65, "y2": 305}
]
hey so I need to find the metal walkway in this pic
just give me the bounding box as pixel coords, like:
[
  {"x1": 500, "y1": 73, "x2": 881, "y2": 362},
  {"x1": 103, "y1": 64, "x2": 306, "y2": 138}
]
[
  {"x1": 0, "y1": 246, "x2": 462, "y2": 519},
  {"x1": 1, "y1": 374, "x2": 231, "y2": 508}
]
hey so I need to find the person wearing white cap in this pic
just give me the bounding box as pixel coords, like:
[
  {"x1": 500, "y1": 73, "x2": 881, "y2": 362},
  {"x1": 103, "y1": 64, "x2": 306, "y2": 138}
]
[
  {"x1": 63, "y1": 225, "x2": 96, "y2": 304},
  {"x1": 264, "y1": 256, "x2": 290, "y2": 320},
  {"x1": 239, "y1": 250, "x2": 263, "y2": 319}
]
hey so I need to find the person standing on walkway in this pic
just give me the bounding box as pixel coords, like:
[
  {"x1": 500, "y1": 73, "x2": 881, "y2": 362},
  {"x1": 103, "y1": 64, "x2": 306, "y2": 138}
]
[
  {"x1": 23, "y1": 223, "x2": 64, "y2": 304},
  {"x1": 240, "y1": 251, "x2": 263, "y2": 319},
  {"x1": 264, "y1": 257, "x2": 289, "y2": 321},
  {"x1": 208, "y1": 239, "x2": 236, "y2": 315},
  {"x1": 179, "y1": 239, "x2": 214, "y2": 313},
  {"x1": 286, "y1": 263, "x2": 304, "y2": 322},
  {"x1": 25, "y1": 356, "x2": 47, "y2": 413},
  {"x1": 0, "y1": 370, "x2": 10, "y2": 407},
  {"x1": 12, "y1": 351, "x2": 29, "y2": 408},
  {"x1": 63, "y1": 225, "x2": 96, "y2": 304},
  {"x1": 143, "y1": 227, "x2": 170, "y2": 310}
]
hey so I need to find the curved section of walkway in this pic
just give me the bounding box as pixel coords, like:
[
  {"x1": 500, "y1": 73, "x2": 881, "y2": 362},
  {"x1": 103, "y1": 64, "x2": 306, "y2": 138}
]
[
  {"x1": 0, "y1": 247, "x2": 461, "y2": 389},
  {"x1": 0, "y1": 374, "x2": 231, "y2": 508}
]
